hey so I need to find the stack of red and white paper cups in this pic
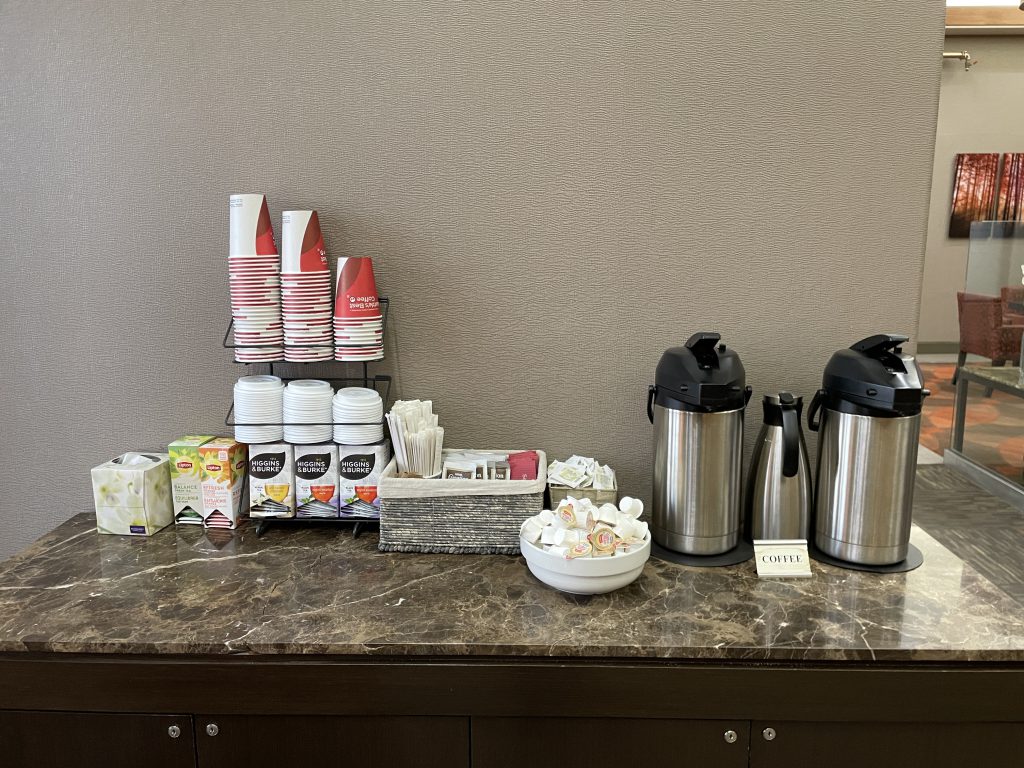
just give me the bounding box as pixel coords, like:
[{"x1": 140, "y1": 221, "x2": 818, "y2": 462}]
[
  {"x1": 333, "y1": 256, "x2": 383, "y2": 361},
  {"x1": 280, "y1": 210, "x2": 334, "y2": 362},
  {"x1": 229, "y1": 194, "x2": 283, "y2": 363}
]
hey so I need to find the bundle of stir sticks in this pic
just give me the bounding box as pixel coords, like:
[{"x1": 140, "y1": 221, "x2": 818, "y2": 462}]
[{"x1": 386, "y1": 399, "x2": 444, "y2": 478}]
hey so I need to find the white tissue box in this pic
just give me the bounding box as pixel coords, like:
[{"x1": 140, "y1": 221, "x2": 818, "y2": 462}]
[{"x1": 91, "y1": 452, "x2": 174, "y2": 536}]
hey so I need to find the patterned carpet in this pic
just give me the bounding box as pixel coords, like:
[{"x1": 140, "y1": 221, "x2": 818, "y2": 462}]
[
  {"x1": 914, "y1": 466, "x2": 1024, "y2": 606},
  {"x1": 919, "y1": 362, "x2": 1024, "y2": 481}
]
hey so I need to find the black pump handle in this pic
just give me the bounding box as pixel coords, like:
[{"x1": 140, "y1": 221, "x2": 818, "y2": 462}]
[
  {"x1": 851, "y1": 333, "x2": 910, "y2": 374},
  {"x1": 807, "y1": 389, "x2": 826, "y2": 432},
  {"x1": 685, "y1": 331, "x2": 721, "y2": 349},
  {"x1": 685, "y1": 332, "x2": 722, "y2": 370},
  {"x1": 647, "y1": 385, "x2": 656, "y2": 424},
  {"x1": 779, "y1": 392, "x2": 800, "y2": 478},
  {"x1": 851, "y1": 333, "x2": 910, "y2": 356}
]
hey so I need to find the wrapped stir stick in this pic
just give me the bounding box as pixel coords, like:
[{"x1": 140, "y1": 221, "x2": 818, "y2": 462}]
[{"x1": 386, "y1": 400, "x2": 444, "y2": 478}]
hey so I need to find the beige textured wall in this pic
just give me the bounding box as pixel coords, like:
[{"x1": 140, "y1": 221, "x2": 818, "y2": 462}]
[
  {"x1": 0, "y1": 2, "x2": 945, "y2": 560},
  {"x1": 918, "y1": 36, "x2": 1024, "y2": 344}
]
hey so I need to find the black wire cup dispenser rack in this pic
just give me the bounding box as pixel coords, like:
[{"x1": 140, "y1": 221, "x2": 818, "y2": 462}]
[{"x1": 222, "y1": 297, "x2": 392, "y2": 537}]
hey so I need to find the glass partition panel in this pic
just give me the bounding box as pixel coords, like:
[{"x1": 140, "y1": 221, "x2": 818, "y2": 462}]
[
  {"x1": 965, "y1": 220, "x2": 1024, "y2": 300},
  {"x1": 952, "y1": 222, "x2": 1024, "y2": 491}
]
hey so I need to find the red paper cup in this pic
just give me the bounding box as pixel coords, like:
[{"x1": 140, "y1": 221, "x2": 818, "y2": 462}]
[
  {"x1": 229, "y1": 194, "x2": 278, "y2": 256},
  {"x1": 333, "y1": 317, "x2": 382, "y2": 325},
  {"x1": 336, "y1": 354, "x2": 384, "y2": 362},
  {"x1": 281, "y1": 210, "x2": 330, "y2": 273},
  {"x1": 333, "y1": 256, "x2": 380, "y2": 319},
  {"x1": 229, "y1": 254, "x2": 279, "y2": 262},
  {"x1": 230, "y1": 271, "x2": 279, "y2": 278},
  {"x1": 281, "y1": 270, "x2": 331, "y2": 279},
  {"x1": 231, "y1": 279, "x2": 279, "y2": 286}
]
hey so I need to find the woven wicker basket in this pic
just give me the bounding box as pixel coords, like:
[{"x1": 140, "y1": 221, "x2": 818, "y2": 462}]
[{"x1": 377, "y1": 449, "x2": 546, "y2": 554}]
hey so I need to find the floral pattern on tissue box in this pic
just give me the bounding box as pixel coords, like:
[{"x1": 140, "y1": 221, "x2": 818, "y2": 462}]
[{"x1": 91, "y1": 453, "x2": 173, "y2": 536}]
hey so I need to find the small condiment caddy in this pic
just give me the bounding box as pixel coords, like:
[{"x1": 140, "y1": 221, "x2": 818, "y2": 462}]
[
  {"x1": 377, "y1": 449, "x2": 547, "y2": 554},
  {"x1": 547, "y1": 455, "x2": 618, "y2": 507}
]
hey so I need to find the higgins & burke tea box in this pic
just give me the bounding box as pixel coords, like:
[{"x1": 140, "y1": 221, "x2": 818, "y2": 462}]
[
  {"x1": 295, "y1": 444, "x2": 340, "y2": 518},
  {"x1": 199, "y1": 438, "x2": 247, "y2": 529},
  {"x1": 339, "y1": 442, "x2": 391, "y2": 519},
  {"x1": 168, "y1": 436, "x2": 215, "y2": 525},
  {"x1": 249, "y1": 444, "x2": 295, "y2": 518},
  {"x1": 92, "y1": 452, "x2": 173, "y2": 536}
]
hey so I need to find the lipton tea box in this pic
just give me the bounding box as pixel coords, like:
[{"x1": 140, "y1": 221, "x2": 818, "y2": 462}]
[
  {"x1": 249, "y1": 443, "x2": 295, "y2": 518},
  {"x1": 168, "y1": 436, "x2": 215, "y2": 525},
  {"x1": 294, "y1": 444, "x2": 340, "y2": 518},
  {"x1": 199, "y1": 438, "x2": 247, "y2": 529},
  {"x1": 338, "y1": 442, "x2": 391, "y2": 519}
]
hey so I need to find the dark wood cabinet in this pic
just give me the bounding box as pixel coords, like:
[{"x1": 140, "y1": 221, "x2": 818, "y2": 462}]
[
  {"x1": 0, "y1": 711, "x2": 196, "y2": 768},
  {"x1": 472, "y1": 717, "x2": 750, "y2": 768},
  {"x1": 3, "y1": 709, "x2": 1023, "y2": 767},
  {"x1": 749, "y1": 720, "x2": 1024, "y2": 768},
  {"x1": 1, "y1": 656, "x2": 1021, "y2": 767},
  {"x1": 193, "y1": 715, "x2": 468, "y2": 768}
]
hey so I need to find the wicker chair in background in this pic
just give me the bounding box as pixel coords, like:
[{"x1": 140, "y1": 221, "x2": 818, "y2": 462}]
[{"x1": 952, "y1": 291, "x2": 1024, "y2": 395}]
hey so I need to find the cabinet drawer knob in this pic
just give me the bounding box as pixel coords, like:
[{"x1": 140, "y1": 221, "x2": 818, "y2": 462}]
[
  {"x1": 206, "y1": 723, "x2": 220, "y2": 737},
  {"x1": 168, "y1": 725, "x2": 181, "y2": 739},
  {"x1": 762, "y1": 727, "x2": 777, "y2": 741},
  {"x1": 723, "y1": 730, "x2": 738, "y2": 744}
]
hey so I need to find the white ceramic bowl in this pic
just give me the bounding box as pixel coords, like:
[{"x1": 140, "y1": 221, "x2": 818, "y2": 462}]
[{"x1": 520, "y1": 533, "x2": 651, "y2": 595}]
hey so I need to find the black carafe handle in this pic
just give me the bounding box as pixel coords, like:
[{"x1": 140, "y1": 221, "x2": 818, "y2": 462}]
[
  {"x1": 781, "y1": 400, "x2": 800, "y2": 478},
  {"x1": 647, "y1": 385, "x2": 656, "y2": 424},
  {"x1": 807, "y1": 389, "x2": 826, "y2": 432}
]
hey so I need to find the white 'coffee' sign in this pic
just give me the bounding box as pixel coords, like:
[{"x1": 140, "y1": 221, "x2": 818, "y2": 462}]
[{"x1": 753, "y1": 540, "x2": 812, "y2": 578}]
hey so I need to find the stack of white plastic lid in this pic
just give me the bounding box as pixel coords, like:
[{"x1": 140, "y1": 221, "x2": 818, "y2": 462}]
[
  {"x1": 333, "y1": 256, "x2": 383, "y2": 362},
  {"x1": 233, "y1": 375, "x2": 285, "y2": 443},
  {"x1": 229, "y1": 194, "x2": 283, "y2": 363},
  {"x1": 283, "y1": 379, "x2": 334, "y2": 443},
  {"x1": 281, "y1": 211, "x2": 333, "y2": 362},
  {"x1": 332, "y1": 387, "x2": 385, "y2": 444}
]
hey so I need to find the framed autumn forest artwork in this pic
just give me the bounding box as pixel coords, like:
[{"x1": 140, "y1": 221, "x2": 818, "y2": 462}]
[{"x1": 949, "y1": 152, "x2": 1024, "y2": 238}]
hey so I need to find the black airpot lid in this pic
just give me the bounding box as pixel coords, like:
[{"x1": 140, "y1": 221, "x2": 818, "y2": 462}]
[
  {"x1": 653, "y1": 332, "x2": 749, "y2": 412},
  {"x1": 821, "y1": 333, "x2": 928, "y2": 416}
]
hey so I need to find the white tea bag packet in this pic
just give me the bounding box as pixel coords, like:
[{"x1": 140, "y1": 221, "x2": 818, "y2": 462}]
[
  {"x1": 550, "y1": 463, "x2": 587, "y2": 488},
  {"x1": 593, "y1": 464, "x2": 616, "y2": 491}
]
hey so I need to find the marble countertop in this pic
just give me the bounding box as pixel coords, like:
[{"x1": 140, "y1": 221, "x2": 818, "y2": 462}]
[{"x1": 0, "y1": 507, "x2": 1022, "y2": 662}]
